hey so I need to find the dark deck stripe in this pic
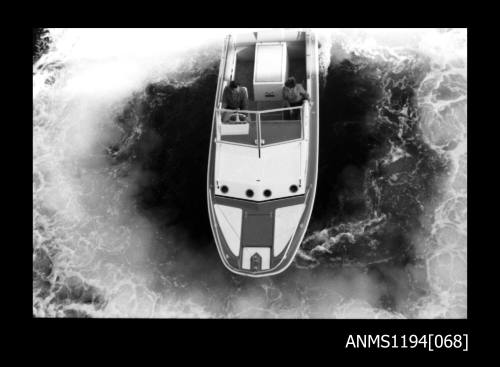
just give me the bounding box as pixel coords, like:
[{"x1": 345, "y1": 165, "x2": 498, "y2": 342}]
[
  {"x1": 241, "y1": 209, "x2": 275, "y2": 247},
  {"x1": 213, "y1": 194, "x2": 305, "y2": 211}
]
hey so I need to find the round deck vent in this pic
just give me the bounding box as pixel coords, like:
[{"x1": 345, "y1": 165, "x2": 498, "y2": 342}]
[
  {"x1": 246, "y1": 189, "x2": 254, "y2": 198},
  {"x1": 263, "y1": 189, "x2": 272, "y2": 198},
  {"x1": 290, "y1": 185, "x2": 298, "y2": 193},
  {"x1": 221, "y1": 185, "x2": 229, "y2": 194}
]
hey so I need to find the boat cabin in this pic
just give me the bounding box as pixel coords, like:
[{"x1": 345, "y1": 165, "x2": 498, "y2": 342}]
[{"x1": 214, "y1": 30, "x2": 310, "y2": 202}]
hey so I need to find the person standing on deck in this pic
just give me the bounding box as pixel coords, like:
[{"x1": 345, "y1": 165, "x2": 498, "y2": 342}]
[
  {"x1": 282, "y1": 76, "x2": 309, "y2": 120},
  {"x1": 221, "y1": 80, "x2": 249, "y2": 122}
]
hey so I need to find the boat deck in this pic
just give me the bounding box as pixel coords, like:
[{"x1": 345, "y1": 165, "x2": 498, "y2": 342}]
[
  {"x1": 234, "y1": 41, "x2": 306, "y2": 105},
  {"x1": 220, "y1": 119, "x2": 302, "y2": 145},
  {"x1": 211, "y1": 194, "x2": 307, "y2": 270}
]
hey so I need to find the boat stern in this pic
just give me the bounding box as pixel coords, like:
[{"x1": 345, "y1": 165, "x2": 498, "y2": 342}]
[{"x1": 208, "y1": 193, "x2": 309, "y2": 277}]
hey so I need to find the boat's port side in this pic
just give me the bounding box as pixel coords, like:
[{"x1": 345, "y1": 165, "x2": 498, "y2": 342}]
[{"x1": 234, "y1": 45, "x2": 255, "y2": 100}]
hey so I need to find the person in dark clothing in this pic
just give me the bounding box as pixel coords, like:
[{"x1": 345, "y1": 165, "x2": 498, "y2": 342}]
[
  {"x1": 282, "y1": 76, "x2": 309, "y2": 120},
  {"x1": 221, "y1": 80, "x2": 249, "y2": 122}
]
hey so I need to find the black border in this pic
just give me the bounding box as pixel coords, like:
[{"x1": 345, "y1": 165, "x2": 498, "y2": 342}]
[{"x1": 28, "y1": 24, "x2": 476, "y2": 354}]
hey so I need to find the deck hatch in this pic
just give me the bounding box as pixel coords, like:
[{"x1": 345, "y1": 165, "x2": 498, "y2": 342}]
[{"x1": 241, "y1": 211, "x2": 274, "y2": 247}]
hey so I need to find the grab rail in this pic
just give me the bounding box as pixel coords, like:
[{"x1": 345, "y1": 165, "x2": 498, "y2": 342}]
[{"x1": 216, "y1": 105, "x2": 303, "y2": 114}]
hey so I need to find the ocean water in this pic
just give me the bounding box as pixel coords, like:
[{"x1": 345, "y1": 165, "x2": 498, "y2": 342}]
[{"x1": 33, "y1": 28, "x2": 466, "y2": 318}]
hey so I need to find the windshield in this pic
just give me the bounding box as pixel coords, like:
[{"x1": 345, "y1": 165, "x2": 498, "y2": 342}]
[
  {"x1": 216, "y1": 106, "x2": 303, "y2": 147},
  {"x1": 259, "y1": 108, "x2": 302, "y2": 145},
  {"x1": 217, "y1": 110, "x2": 258, "y2": 146}
]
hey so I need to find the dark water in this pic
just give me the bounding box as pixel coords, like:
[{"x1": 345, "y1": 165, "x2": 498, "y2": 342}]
[
  {"x1": 33, "y1": 30, "x2": 464, "y2": 318},
  {"x1": 111, "y1": 66, "x2": 218, "y2": 242},
  {"x1": 105, "y1": 43, "x2": 449, "y2": 314}
]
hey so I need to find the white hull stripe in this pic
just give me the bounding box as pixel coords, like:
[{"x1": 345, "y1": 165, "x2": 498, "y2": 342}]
[
  {"x1": 214, "y1": 204, "x2": 242, "y2": 256},
  {"x1": 273, "y1": 203, "x2": 306, "y2": 256}
]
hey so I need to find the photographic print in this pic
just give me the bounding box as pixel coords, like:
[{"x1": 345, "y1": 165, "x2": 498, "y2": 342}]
[{"x1": 33, "y1": 28, "x2": 467, "y2": 319}]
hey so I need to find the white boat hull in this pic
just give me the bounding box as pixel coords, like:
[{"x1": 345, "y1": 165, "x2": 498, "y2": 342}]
[{"x1": 207, "y1": 29, "x2": 319, "y2": 277}]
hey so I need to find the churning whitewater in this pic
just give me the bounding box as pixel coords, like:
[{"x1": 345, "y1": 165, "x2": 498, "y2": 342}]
[{"x1": 33, "y1": 28, "x2": 466, "y2": 318}]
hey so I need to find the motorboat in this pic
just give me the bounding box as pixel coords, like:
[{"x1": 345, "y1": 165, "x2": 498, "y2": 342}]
[{"x1": 207, "y1": 29, "x2": 319, "y2": 277}]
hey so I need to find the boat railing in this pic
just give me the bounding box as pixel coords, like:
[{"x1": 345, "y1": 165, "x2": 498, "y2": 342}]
[
  {"x1": 216, "y1": 105, "x2": 303, "y2": 115},
  {"x1": 215, "y1": 103, "x2": 307, "y2": 153}
]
